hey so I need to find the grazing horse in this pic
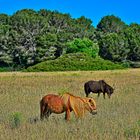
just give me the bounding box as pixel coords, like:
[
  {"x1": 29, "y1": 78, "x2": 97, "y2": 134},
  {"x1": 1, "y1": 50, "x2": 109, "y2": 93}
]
[
  {"x1": 84, "y1": 80, "x2": 114, "y2": 98},
  {"x1": 40, "y1": 93, "x2": 97, "y2": 121}
]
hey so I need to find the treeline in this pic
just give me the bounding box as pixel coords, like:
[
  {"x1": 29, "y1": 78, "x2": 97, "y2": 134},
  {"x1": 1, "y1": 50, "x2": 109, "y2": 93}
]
[{"x1": 0, "y1": 9, "x2": 140, "y2": 70}]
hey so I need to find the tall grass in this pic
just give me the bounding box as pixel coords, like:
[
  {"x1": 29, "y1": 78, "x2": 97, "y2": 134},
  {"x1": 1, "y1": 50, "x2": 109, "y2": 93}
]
[{"x1": 0, "y1": 69, "x2": 140, "y2": 140}]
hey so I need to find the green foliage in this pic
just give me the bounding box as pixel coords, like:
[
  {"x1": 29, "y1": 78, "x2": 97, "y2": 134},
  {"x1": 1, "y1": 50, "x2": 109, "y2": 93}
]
[
  {"x1": 123, "y1": 24, "x2": 140, "y2": 61},
  {"x1": 0, "y1": 25, "x2": 19, "y2": 66},
  {"x1": 98, "y1": 23, "x2": 140, "y2": 63},
  {"x1": 0, "y1": 9, "x2": 139, "y2": 70},
  {"x1": 0, "y1": 14, "x2": 10, "y2": 25},
  {"x1": 9, "y1": 9, "x2": 48, "y2": 67},
  {"x1": 25, "y1": 53, "x2": 125, "y2": 72},
  {"x1": 9, "y1": 112, "x2": 23, "y2": 129},
  {"x1": 98, "y1": 33, "x2": 130, "y2": 62},
  {"x1": 0, "y1": 67, "x2": 10, "y2": 72},
  {"x1": 67, "y1": 38, "x2": 99, "y2": 58},
  {"x1": 129, "y1": 61, "x2": 140, "y2": 68},
  {"x1": 97, "y1": 15, "x2": 127, "y2": 33},
  {"x1": 35, "y1": 33, "x2": 58, "y2": 62}
]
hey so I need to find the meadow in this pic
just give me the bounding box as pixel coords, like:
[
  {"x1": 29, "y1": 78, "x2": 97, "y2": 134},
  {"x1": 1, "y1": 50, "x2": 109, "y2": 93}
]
[{"x1": 0, "y1": 69, "x2": 140, "y2": 140}]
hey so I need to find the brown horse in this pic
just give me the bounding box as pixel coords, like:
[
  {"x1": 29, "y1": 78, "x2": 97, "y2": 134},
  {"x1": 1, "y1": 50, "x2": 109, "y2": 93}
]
[{"x1": 40, "y1": 93, "x2": 97, "y2": 121}]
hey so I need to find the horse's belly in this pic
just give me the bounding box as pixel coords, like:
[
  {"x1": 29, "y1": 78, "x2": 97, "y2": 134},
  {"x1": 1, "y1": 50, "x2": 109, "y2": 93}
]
[
  {"x1": 48, "y1": 100, "x2": 65, "y2": 114},
  {"x1": 90, "y1": 88, "x2": 101, "y2": 93}
]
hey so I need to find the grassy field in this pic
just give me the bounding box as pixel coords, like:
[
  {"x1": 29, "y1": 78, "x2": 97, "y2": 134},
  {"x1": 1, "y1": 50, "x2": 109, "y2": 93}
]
[{"x1": 0, "y1": 69, "x2": 140, "y2": 140}]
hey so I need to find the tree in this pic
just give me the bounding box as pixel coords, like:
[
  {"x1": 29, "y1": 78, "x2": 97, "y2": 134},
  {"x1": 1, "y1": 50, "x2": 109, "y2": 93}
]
[
  {"x1": 39, "y1": 9, "x2": 72, "y2": 34},
  {"x1": 98, "y1": 33, "x2": 130, "y2": 62},
  {"x1": 66, "y1": 38, "x2": 99, "y2": 58},
  {"x1": 9, "y1": 9, "x2": 49, "y2": 67},
  {"x1": 0, "y1": 25, "x2": 19, "y2": 67},
  {"x1": 97, "y1": 15, "x2": 127, "y2": 33},
  {"x1": 75, "y1": 16, "x2": 94, "y2": 38},
  {"x1": 35, "y1": 33, "x2": 58, "y2": 62},
  {"x1": 0, "y1": 14, "x2": 10, "y2": 25},
  {"x1": 123, "y1": 24, "x2": 140, "y2": 61},
  {"x1": 0, "y1": 8, "x2": 139, "y2": 70}
]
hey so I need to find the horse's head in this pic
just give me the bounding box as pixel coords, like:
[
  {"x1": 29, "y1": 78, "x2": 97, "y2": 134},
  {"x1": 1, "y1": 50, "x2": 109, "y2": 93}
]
[{"x1": 83, "y1": 97, "x2": 97, "y2": 115}]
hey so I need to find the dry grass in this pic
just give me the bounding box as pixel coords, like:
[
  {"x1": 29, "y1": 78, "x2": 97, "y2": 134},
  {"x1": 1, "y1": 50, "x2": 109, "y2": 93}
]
[{"x1": 0, "y1": 69, "x2": 140, "y2": 140}]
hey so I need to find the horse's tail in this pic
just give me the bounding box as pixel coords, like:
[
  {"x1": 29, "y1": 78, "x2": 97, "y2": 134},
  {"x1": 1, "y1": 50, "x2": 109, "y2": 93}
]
[
  {"x1": 84, "y1": 83, "x2": 90, "y2": 97},
  {"x1": 40, "y1": 99, "x2": 45, "y2": 120}
]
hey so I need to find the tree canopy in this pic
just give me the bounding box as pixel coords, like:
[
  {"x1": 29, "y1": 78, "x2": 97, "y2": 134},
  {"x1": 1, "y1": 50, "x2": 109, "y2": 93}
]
[{"x1": 0, "y1": 9, "x2": 140, "y2": 70}]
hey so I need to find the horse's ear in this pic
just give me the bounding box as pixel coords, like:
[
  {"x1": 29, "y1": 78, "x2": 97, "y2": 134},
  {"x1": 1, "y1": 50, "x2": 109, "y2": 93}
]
[
  {"x1": 89, "y1": 99, "x2": 92, "y2": 102},
  {"x1": 101, "y1": 80, "x2": 105, "y2": 83},
  {"x1": 89, "y1": 98, "x2": 94, "y2": 103},
  {"x1": 100, "y1": 80, "x2": 106, "y2": 85}
]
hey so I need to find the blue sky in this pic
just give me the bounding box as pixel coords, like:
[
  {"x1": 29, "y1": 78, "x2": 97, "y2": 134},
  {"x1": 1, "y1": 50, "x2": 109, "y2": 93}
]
[{"x1": 0, "y1": 0, "x2": 140, "y2": 27}]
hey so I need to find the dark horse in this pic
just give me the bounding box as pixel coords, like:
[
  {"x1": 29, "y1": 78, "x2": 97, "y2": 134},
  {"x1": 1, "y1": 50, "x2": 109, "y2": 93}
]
[{"x1": 84, "y1": 80, "x2": 114, "y2": 98}]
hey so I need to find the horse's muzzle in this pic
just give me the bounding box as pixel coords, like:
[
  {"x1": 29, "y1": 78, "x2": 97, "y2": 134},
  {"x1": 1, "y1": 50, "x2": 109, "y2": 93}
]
[{"x1": 91, "y1": 110, "x2": 97, "y2": 115}]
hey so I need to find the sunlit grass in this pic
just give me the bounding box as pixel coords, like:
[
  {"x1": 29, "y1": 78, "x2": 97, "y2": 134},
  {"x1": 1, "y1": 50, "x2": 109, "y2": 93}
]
[{"x1": 0, "y1": 69, "x2": 140, "y2": 140}]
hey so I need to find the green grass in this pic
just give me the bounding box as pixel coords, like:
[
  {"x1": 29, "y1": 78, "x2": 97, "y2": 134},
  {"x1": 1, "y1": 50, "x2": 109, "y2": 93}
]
[{"x1": 0, "y1": 69, "x2": 140, "y2": 140}]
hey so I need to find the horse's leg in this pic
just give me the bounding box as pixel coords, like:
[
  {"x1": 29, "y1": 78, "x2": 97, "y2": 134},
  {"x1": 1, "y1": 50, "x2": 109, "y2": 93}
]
[
  {"x1": 65, "y1": 109, "x2": 70, "y2": 121},
  {"x1": 45, "y1": 110, "x2": 52, "y2": 119},
  {"x1": 86, "y1": 93, "x2": 89, "y2": 97},
  {"x1": 85, "y1": 89, "x2": 89, "y2": 97},
  {"x1": 85, "y1": 86, "x2": 90, "y2": 97},
  {"x1": 103, "y1": 93, "x2": 105, "y2": 99},
  {"x1": 40, "y1": 101, "x2": 45, "y2": 120},
  {"x1": 107, "y1": 93, "x2": 111, "y2": 99},
  {"x1": 98, "y1": 93, "x2": 100, "y2": 98}
]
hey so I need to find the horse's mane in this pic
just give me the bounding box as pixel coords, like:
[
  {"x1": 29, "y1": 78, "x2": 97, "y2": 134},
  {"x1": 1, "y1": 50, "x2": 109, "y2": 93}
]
[
  {"x1": 60, "y1": 92, "x2": 85, "y2": 102},
  {"x1": 61, "y1": 93, "x2": 94, "y2": 118}
]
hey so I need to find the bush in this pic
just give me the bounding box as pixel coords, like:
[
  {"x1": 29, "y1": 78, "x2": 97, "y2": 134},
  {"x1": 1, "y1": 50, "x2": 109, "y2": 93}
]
[
  {"x1": 0, "y1": 67, "x2": 10, "y2": 72},
  {"x1": 25, "y1": 53, "x2": 126, "y2": 72},
  {"x1": 66, "y1": 38, "x2": 99, "y2": 58},
  {"x1": 129, "y1": 61, "x2": 140, "y2": 68},
  {"x1": 9, "y1": 112, "x2": 23, "y2": 129}
]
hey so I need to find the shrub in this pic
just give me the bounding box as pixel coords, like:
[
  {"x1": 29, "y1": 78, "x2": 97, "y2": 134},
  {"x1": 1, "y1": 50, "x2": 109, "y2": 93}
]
[
  {"x1": 129, "y1": 61, "x2": 140, "y2": 68},
  {"x1": 25, "y1": 53, "x2": 126, "y2": 72},
  {"x1": 0, "y1": 67, "x2": 10, "y2": 72},
  {"x1": 66, "y1": 38, "x2": 99, "y2": 58},
  {"x1": 9, "y1": 112, "x2": 23, "y2": 129}
]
